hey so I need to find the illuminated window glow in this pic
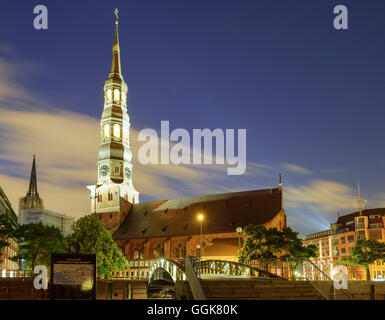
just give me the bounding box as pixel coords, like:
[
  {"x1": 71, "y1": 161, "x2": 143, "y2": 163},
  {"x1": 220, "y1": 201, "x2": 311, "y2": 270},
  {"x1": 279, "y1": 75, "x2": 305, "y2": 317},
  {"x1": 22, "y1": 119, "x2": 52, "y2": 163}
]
[
  {"x1": 107, "y1": 89, "x2": 112, "y2": 101},
  {"x1": 113, "y1": 124, "x2": 120, "y2": 138},
  {"x1": 104, "y1": 124, "x2": 110, "y2": 138},
  {"x1": 114, "y1": 89, "x2": 120, "y2": 101}
]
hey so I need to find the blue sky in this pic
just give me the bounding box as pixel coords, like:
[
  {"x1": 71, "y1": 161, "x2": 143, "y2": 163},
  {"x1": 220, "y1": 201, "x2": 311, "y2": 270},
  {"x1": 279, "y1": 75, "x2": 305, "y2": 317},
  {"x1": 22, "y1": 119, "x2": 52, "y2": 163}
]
[{"x1": 0, "y1": 0, "x2": 385, "y2": 235}]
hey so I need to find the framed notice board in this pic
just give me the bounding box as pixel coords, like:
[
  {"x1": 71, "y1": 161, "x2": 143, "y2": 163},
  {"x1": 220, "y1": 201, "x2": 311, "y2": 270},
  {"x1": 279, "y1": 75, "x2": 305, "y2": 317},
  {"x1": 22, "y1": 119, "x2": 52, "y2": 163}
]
[{"x1": 50, "y1": 253, "x2": 97, "y2": 300}]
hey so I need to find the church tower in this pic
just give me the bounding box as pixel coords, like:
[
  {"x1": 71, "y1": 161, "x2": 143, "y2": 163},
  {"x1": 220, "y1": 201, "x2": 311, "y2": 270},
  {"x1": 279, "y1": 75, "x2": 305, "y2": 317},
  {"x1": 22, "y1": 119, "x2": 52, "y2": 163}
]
[
  {"x1": 88, "y1": 11, "x2": 139, "y2": 231},
  {"x1": 19, "y1": 155, "x2": 44, "y2": 210}
]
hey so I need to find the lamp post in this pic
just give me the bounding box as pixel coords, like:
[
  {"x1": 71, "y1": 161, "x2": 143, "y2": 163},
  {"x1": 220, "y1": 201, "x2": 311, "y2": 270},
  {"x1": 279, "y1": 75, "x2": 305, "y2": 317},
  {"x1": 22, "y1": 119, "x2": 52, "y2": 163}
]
[
  {"x1": 236, "y1": 226, "x2": 243, "y2": 261},
  {"x1": 197, "y1": 214, "x2": 204, "y2": 258},
  {"x1": 197, "y1": 214, "x2": 204, "y2": 277},
  {"x1": 196, "y1": 244, "x2": 201, "y2": 278}
]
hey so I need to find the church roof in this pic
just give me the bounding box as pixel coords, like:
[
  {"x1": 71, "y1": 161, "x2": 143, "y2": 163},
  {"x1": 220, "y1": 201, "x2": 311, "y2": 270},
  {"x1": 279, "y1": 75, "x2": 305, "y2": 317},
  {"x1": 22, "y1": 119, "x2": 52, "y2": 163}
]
[{"x1": 113, "y1": 187, "x2": 283, "y2": 240}]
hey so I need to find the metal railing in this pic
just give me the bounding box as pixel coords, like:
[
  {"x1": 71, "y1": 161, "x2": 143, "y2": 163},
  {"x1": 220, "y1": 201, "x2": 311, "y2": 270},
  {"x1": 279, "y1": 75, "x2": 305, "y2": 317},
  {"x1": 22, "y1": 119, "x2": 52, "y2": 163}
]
[
  {"x1": 0, "y1": 270, "x2": 32, "y2": 278},
  {"x1": 289, "y1": 257, "x2": 354, "y2": 300},
  {"x1": 197, "y1": 259, "x2": 280, "y2": 279}
]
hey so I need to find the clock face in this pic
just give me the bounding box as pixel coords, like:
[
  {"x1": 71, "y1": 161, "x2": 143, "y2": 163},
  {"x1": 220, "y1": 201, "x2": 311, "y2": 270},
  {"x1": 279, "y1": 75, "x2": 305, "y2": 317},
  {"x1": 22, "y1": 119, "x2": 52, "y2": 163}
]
[
  {"x1": 100, "y1": 165, "x2": 109, "y2": 177},
  {"x1": 124, "y1": 167, "x2": 132, "y2": 179}
]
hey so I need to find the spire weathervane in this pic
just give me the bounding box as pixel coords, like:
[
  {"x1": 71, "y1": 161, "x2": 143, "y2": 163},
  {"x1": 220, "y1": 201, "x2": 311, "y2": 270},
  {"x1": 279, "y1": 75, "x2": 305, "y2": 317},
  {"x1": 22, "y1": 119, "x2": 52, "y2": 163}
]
[{"x1": 114, "y1": 8, "x2": 119, "y2": 24}]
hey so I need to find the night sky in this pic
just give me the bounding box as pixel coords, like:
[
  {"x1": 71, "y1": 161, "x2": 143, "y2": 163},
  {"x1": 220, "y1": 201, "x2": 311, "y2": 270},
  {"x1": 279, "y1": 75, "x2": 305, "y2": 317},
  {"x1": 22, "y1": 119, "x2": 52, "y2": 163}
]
[{"x1": 1, "y1": 0, "x2": 385, "y2": 235}]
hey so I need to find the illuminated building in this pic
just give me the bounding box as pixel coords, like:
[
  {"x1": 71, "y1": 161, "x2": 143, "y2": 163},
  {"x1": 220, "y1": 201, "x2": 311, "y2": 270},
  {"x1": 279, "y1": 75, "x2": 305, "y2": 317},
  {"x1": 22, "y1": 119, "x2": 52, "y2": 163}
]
[
  {"x1": 0, "y1": 186, "x2": 18, "y2": 271},
  {"x1": 19, "y1": 156, "x2": 74, "y2": 236},
  {"x1": 303, "y1": 208, "x2": 385, "y2": 280},
  {"x1": 89, "y1": 14, "x2": 287, "y2": 262}
]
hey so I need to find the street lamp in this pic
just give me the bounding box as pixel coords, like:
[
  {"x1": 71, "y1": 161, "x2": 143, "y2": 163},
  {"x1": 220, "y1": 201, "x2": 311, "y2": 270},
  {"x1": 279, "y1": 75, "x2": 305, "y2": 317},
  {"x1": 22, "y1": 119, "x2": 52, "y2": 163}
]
[
  {"x1": 197, "y1": 214, "x2": 204, "y2": 258},
  {"x1": 236, "y1": 227, "x2": 243, "y2": 261}
]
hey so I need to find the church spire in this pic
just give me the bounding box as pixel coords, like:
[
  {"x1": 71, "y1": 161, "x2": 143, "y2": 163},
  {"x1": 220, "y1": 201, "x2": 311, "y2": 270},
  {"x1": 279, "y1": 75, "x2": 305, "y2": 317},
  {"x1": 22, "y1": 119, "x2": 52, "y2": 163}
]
[
  {"x1": 19, "y1": 155, "x2": 44, "y2": 210},
  {"x1": 110, "y1": 8, "x2": 121, "y2": 76},
  {"x1": 27, "y1": 155, "x2": 38, "y2": 196}
]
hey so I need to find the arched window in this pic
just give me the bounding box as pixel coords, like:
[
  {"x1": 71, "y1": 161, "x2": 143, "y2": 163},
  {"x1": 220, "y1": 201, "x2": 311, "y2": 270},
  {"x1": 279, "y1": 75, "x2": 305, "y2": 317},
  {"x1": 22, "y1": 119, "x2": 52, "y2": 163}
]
[
  {"x1": 123, "y1": 127, "x2": 129, "y2": 142},
  {"x1": 152, "y1": 249, "x2": 159, "y2": 259},
  {"x1": 106, "y1": 89, "x2": 112, "y2": 101},
  {"x1": 104, "y1": 124, "x2": 110, "y2": 138},
  {"x1": 114, "y1": 89, "x2": 120, "y2": 101},
  {"x1": 108, "y1": 190, "x2": 113, "y2": 201},
  {"x1": 97, "y1": 193, "x2": 102, "y2": 202},
  {"x1": 113, "y1": 124, "x2": 120, "y2": 138},
  {"x1": 122, "y1": 93, "x2": 127, "y2": 105},
  {"x1": 133, "y1": 250, "x2": 139, "y2": 260}
]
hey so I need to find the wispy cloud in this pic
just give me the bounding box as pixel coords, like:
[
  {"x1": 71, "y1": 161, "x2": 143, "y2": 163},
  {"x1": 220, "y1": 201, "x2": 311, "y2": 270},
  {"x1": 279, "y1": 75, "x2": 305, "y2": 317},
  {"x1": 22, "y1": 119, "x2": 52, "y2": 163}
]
[
  {"x1": 0, "y1": 55, "x2": 271, "y2": 219},
  {"x1": 285, "y1": 179, "x2": 358, "y2": 213},
  {"x1": 282, "y1": 163, "x2": 312, "y2": 176}
]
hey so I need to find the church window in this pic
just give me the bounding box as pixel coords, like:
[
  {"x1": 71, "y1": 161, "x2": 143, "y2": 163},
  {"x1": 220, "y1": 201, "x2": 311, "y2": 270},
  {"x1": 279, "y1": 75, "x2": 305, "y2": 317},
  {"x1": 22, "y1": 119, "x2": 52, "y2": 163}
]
[
  {"x1": 104, "y1": 124, "x2": 110, "y2": 138},
  {"x1": 114, "y1": 165, "x2": 120, "y2": 173},
  {"x1": 152, "y1": 249, "x2": 159, "y2": 259},
  {"x1": 113, "y1": 124, "x2": 120, "y2": 138},
  {"x1": 108, "y1": 190, "x2": 113, "y2": 201},
  {"x1": 133, "y1": 250, "x2": 139, "y2": 260},
  {"x1": 114, "y1": 89, "x2": 120, "y2": 101},
  {"x1": 106, "y1": 89, "x2": 112, "y2": 101},
  {"x1": 122, "y1": 93, "x2": 126, "y2": 105},
  {"x1": 123, "y1": 127, "x2": 129, "y2": 142},
  {"x1": 97, "y1": 193, "x2": 102, "y2": 202}
]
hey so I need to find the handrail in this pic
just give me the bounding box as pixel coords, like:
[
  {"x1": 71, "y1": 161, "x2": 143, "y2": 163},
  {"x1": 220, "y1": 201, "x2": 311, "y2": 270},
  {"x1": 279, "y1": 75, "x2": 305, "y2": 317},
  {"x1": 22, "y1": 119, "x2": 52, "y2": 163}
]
[
  {"x1": 290, "y1": 257, "x2": 353, "y2": 300},
  {"x1": 185, "y1": 256, "x2": 206, "y2": 300},
  {"x1": 198, "y1": 259, "x2": 281, "y2": 279}
]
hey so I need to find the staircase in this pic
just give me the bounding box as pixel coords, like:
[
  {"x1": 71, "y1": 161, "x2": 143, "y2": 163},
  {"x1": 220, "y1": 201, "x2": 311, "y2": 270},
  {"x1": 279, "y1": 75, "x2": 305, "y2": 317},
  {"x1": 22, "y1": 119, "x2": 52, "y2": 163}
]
[{"x1": 182, "y1": 278, "x2": 325, "y2": 300}]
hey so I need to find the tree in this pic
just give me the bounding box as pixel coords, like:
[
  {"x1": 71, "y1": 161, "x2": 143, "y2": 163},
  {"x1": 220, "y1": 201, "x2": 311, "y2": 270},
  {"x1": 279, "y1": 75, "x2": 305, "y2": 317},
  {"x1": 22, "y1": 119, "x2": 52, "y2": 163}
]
[
  {"x1": 14, "y1": 222, "x2": 64, "y2": 270},
  {"x1": 65, "y1": 215, "x2": 128, "y2": 277},
  {"x1": 240, "y1": 225, "x2": 285, "y2": 266},
  {"x1": 281, "y1": 227, "x2": 318, "y2": 259},
  {"x1": 239, "y1": 224, "x2": 318, "y2": 275},
  {"x1": 0, "y1": 214, "x2": 17, "y2": 264},
  {"x1": 340, "y1": 239, "x2": 385, "y2": 281}
]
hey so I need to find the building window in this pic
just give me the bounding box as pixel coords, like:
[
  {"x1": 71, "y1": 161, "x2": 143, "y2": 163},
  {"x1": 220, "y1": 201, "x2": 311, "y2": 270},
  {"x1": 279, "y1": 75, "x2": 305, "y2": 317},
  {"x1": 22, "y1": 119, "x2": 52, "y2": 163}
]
[
  {"x1": 106, "y1": 89, "x2": 112, "y2": 101},
  {"x1": 97, "y1": 193, "x2": 102, "y2": 202},
  {"x1": 356, "y1": 217, "x2": 365, "y2": 229},
  {"x1": 114, "y1": 165, "x2": 120, "y2": 173},
  {"x1": 113, "y1": 124, "x2": 120, "y2": 138},
  {"x1": 348, "y1": 235, "x2": 354, "y2": 243},
  {"x1": 341, "y1": 248, "x2": 346, "y2": 256},
  {"x1": 104, "y1": 124, "x2": 110, "y2": 138},
  {"x1": 341, "y1": 237, "x2": 345, "y2": 244},
  {"x1": 114, "y1": 89, "x2": 120, "y2": 101},
  {"x1": 356, "y1": 230, "x2": 365, "y2": 241},
  {"x1": 108, "y1": 190, "x2": 113, "y2": 201}
]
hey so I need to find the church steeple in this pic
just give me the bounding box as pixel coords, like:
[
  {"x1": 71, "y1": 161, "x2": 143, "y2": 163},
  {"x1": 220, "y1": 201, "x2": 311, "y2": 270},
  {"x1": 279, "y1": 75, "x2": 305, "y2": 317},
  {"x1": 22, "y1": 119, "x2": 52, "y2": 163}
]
[
  {"x1": 19, "y1": 155, "x2": 44, "y2": 210},
  {"x1": 27, "y1": 155, "x2": 38, "y2": 196},
  {"x1": 110, "y1": 9, "x2": 121, "y2": 77},
  {"x1": 87, "y1": 9, "x2": 139, "y2": 226}
]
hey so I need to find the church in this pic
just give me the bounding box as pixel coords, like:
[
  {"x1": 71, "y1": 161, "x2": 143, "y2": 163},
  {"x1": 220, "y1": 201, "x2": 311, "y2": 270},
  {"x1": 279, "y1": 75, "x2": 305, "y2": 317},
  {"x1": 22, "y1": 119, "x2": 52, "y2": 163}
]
[{"x1": 87, "y1": 15, "x2": 287, "y2": 262}]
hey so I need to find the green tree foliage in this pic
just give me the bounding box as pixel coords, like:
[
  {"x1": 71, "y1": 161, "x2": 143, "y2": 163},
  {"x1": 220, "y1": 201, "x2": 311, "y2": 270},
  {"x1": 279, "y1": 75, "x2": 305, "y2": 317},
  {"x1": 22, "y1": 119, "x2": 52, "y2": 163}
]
[
  {"x1": 65, "y1": 215, "x2": 128, "y2": 277},
  {"x1": 340, "y1": 239, "x2": 385, "y2": 281},
  {"x1": 240, "y1": 224, "x2": 318, "y2": 265},
  {"x1": 0, "y1": 214, "x2": 17, "y2": 264},
  {"x1": 14, "y1": 222, "x2": 64, "y2": 270}
]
